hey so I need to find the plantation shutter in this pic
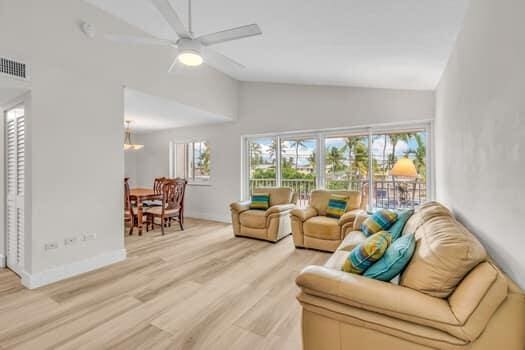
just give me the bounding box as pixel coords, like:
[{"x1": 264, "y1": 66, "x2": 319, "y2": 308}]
[{"x1": 6, "y1": 109, "x2": 24, "y2": 275}]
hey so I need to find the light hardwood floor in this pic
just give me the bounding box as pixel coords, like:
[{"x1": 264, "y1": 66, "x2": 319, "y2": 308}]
[{"x1": 0, "y1": 218, "x2": 330, "y2": 350}]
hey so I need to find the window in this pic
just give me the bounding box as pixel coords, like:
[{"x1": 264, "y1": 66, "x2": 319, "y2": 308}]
[
  {"x1": 324, "y1": 134, "x2": 369, "y2": 192},
  {"x1": 188, "y1": 141, "x2": 211, "y2": 183},
  {"x1": 243, "y1": 123, "x2": 431, "y2": 209},
  {"x1": 248, "y1": 137, "x2": 277, "y2": 191},
  {"x1": 171, "y1": 141, "x2": 211, "y2": 184},
  {"x1": 370, "y1": 131, "x2": 427, "y2": 209}
]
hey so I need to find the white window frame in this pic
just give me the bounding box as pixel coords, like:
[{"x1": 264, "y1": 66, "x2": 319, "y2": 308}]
[
  {"x1": 169, "y1": 140, "x2": 211, "y2": 186},
  {"x1": 241, "y1": 120, "x2": 434, "y2": 209}
]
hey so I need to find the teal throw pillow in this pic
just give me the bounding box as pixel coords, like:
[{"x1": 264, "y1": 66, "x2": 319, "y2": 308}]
[
  {"x1": 364, "y1": 233, "x2": 416, "y2": 282},
  {"x1": 388, "y1": 209, "x2": 414, "y2": 240}
]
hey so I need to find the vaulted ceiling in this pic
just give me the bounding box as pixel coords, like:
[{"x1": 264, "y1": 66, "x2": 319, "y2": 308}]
[{"x1": 85, "y1": 0, "x2": 468, "y2": 90}]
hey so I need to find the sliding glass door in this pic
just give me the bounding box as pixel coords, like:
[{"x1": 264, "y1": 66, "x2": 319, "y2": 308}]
[
  {"x1": 370, "y1": 130, "x2": 427, "y2": 209},
  {"x1": 244, "y1": 123, "x2": 431, "y2": 210},
  {"x1": 324, "y1": 134, "x2": 369, "y2": 192},
  {"x1": 248, "y1": 137, "x2": 277, "y2": 193},
  {"x1": 280, "y1": 137, "x2": 318, "y2": 207}
]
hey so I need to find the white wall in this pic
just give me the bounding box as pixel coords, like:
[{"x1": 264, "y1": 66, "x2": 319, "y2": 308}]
[
  {"x1": 435, "y1": 0, "x2": 525, "y2": 287},
  {"x1": 134, "y1": 82, "x2": 435, "y2": 222},
  {"x1": 0, "y1": 0, "x2": 238, "y2": 287}
]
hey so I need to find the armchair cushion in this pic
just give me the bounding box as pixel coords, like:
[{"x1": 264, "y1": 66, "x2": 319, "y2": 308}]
[
  {"x1": 249, "y1": 193, "x2": 270, "y2": 210},
  {"x1": 303, "y1": 216, "x2": 340, "y2": 240},
  {"x1": 239, "y1": 210, "x2": 267, "y2": 229},
  {"x1": 326, "y1": 194, "x2": 348, "y2": 218},
  {"x1": 342, "y1": 231, "x2": 392, "y2": 274},
  {"x1": 310, "y1": 190, "x2": 361, "y2": 216}
]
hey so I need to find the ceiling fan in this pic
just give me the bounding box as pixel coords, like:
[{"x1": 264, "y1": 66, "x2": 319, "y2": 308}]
[{"x1": 104, "y1": 0, "x2": 262, "y2": 74}]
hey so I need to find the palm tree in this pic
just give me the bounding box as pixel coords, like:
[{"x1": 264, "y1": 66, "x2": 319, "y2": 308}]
[
  {"x1": 290, "y1": 139, "x2": 306, "y2": 169},
  {"x1": 405, "y1": 133, "x2": 426, "y2": 179},
  {"x1": 307, "y1": 151, "x2": 316, "y2": 172},
  {"x1": 342, "y1": 137, "x2": 368, "y2": 184},
  {"x1": 326, "y1": 147, "x2": 344, "y2": 174},
  {"x1": 200, "y1": 142, "x2": 211, "y2": 175},
  {"x1": 250, "y1": 142, "x2": 262, "y2": 168},
  {"x1": 388, "y1": 133, "x2": 411, "y2": 169}
]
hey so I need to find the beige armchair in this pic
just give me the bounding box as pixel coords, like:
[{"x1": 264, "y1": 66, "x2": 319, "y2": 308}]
[
  {"x1": 295, "y1": 202, "x2": 525, "y2": 350},
  {"x1": 291, "y1": 190, "x2": 365, "y2": 252},
  {"x1": 230, "y1": 187, "x2": 296, "y2": 242}
]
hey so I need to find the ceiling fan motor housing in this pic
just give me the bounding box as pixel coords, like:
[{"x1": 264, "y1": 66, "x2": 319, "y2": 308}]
[{"x1": 177, "y1": 38, "x2": 203, "y2": 55}]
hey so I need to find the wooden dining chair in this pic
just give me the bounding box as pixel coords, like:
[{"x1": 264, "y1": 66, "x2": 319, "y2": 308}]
[
  {"x1": 143, "y1": 177, "x2": 166, "y2": 207},
  {"x1": 124, "y1": 178, "x2": 135, "y2": 235},
  {"x1": 145, "y1": 178, "x2": 187, "y2": 235}
]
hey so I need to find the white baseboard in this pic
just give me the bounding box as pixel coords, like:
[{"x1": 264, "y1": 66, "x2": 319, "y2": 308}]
[
  {"x1": 0, "y1": 254, "x2": 5, "y2": 268},
  {"x1": 21, "y1": 249, "x2": 127, "y2": 289},
  {"x1": 185, "y1": 210, "x2": 230, "y2": 223}
]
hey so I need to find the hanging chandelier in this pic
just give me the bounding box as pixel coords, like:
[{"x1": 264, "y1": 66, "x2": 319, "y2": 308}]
[{"x1": 124, "y1": 120, "x2": 144, "y2": 151}]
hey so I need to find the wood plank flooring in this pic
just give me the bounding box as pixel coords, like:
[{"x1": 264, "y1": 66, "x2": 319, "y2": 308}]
[{"x1": 0, "y1": 218, "x2": 330, "y2": 350}]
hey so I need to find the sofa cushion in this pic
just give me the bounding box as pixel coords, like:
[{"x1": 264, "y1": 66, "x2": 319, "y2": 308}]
[
  {"x1": 338, "y1": 231, "x2": 367, "y2": 251},
  {"x1": 364, "y1": 233, "x2": 416, "y2": 281},
  {"x1": 250, "y1": 193, "x2": 270, "y2": 210},
  {"x1": 400, "y1": 202, "x2": 487, "y2": 298},
  {"x1": 304, "y1": 216, "x2": 340, "y2": 240},
  {"x1": 388, "y1": 209, "x2": 414, "y2": 240},
  {"x1": 360, "y1": 209, "x2": 398, "y2": 236},
  {"x1": 326, "y1": 194, "x2": 348, "y2": 218},
  {"x1": 239, "y1": 210, "x2": 267, "y2": 229},
  {"x1": 342, "y1": 231, "x2": 392, "y2": 274}
]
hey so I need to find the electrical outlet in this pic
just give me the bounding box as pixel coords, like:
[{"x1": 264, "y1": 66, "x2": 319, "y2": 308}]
[
  {"x1": 45, "y1": 242, "x2": 58, "y2": 251},
  {"x1": 81, "y1": 233, "x2": 96, "y2": 241},
  {"x1": 64, "y1": 237, "x2": 77, "y2": 246}
]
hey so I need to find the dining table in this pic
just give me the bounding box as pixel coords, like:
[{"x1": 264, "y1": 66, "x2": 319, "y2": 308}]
[{"x1": 129, "y1": 188, "x2": 162, "y2": 235}]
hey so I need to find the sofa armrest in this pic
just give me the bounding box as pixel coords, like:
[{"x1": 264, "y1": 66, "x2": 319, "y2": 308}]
[
  {"x1": 291, "y1": 207, "x2": 318, "y2": 222},
  {"x1": 338, "y1": 209, "x2": 364, "y2": 227},
  {"x1": 230, "y1": 200, "x2": 251, "y2": 213},
  {"x1": 266, "y1": 204, "x2": 295, "y2": 216},
  {"x1": 296, "y1": 265, "x2": 459, "y2": 328}
]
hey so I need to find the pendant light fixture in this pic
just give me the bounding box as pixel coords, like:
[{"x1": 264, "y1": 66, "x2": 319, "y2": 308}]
[{"x1": 124, "y1": 120, "x2": 144, "y2": 151}]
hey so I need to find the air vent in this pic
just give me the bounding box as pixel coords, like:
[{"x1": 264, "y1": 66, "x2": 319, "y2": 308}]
[{"x1": 0, "y1": 57, "x2": 27, "y2": 80}]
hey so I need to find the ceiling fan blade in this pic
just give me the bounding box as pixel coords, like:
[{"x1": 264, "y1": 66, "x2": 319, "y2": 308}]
[
  {"x1": 104, "y1": 34, "x2": 172, "y2": 46},
  {"x1": 151, "y1": 0, "x2": 190, "y2": 38},
  {"x1": 203, "y1": 47, "x2": 245, "y2": 74},
  {"x1": 197, "y1": 24, "x2": 262, "y2": 46}
]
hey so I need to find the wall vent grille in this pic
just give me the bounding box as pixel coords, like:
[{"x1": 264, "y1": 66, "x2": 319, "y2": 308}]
[{"x1": 0, "y1": 57, "x2": 27, "y2": 79}]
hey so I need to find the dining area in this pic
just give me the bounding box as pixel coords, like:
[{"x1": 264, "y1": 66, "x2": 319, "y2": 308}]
[{"x1": 124, "y1": 177, "x2": 188, "y2": 236}]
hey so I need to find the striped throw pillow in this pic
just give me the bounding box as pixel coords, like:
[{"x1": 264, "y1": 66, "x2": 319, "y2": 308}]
[
  {"x1": 326, "y1": 194, "x2": 348, "y2": 218},
  {"x1": 342, "y1": 231, "x2": 392, "y2": 274},
  {"x1": 250, "y1": 193, "x2": 270, "y2": 210},
  {"x1": 360, "y1": 209, "x2": 398, "y2": 236}
]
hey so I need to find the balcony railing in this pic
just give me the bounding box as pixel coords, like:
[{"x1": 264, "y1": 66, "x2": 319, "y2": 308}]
[{"x1": 249, "y1": 178, "x2": 426, "y2": 209}]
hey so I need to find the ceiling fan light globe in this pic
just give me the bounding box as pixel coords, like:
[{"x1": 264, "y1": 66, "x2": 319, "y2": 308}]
[{"x1": 178, "y1": 51, "x2": 203, "y2": 66}]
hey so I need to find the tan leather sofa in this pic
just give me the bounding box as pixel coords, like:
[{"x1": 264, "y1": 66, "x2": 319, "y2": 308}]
[
  {"x1": 291, "y1": 190, "x2": 365, "y2": 252},
  {"x1": 230, "y1": 187, "x2": 296, "y2": 242},
  {"x1": 296, "y1": 202, "x2": 525, "y2": 350}
]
